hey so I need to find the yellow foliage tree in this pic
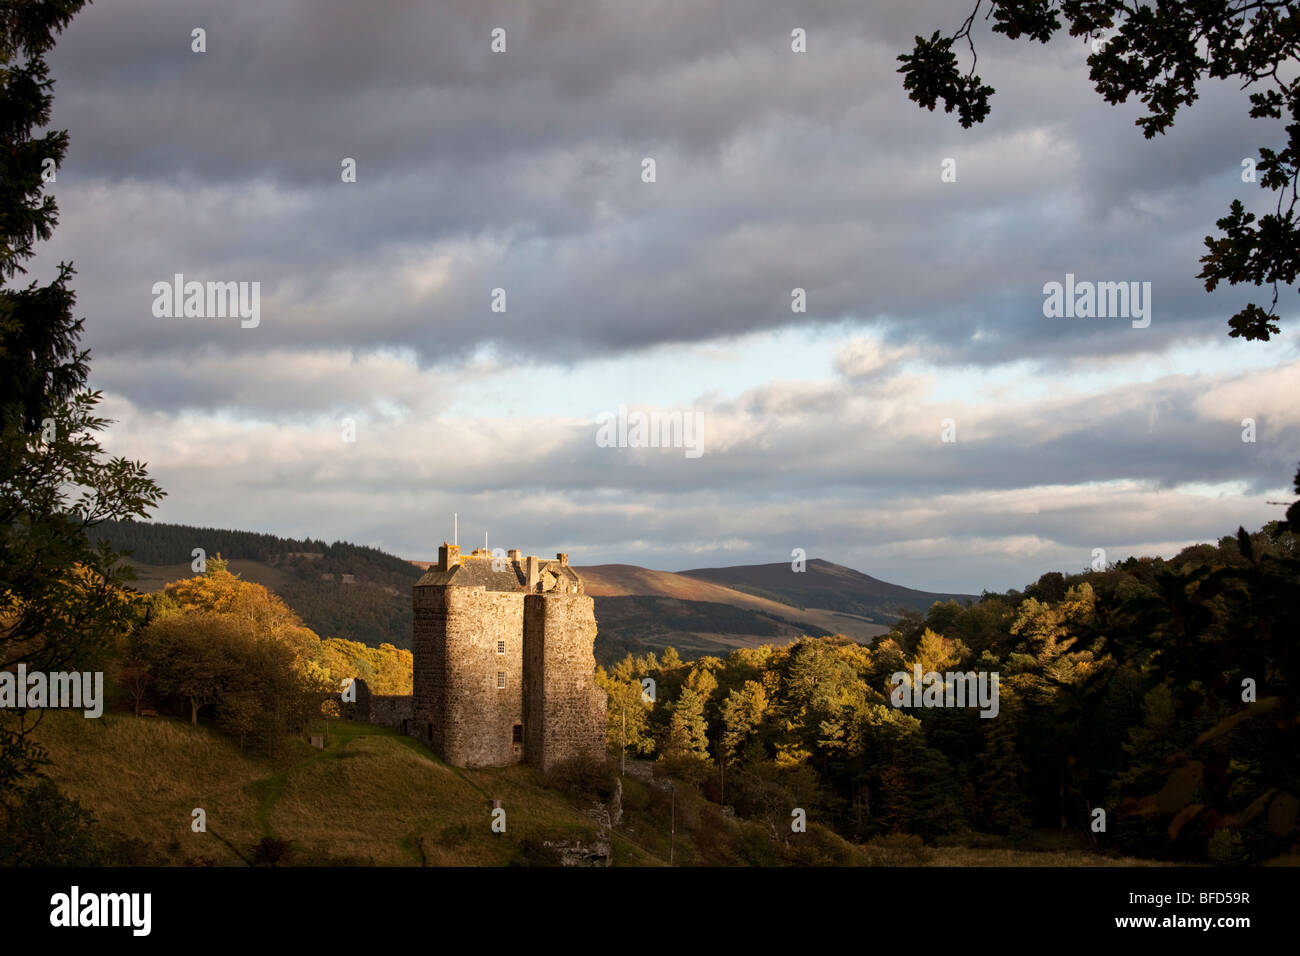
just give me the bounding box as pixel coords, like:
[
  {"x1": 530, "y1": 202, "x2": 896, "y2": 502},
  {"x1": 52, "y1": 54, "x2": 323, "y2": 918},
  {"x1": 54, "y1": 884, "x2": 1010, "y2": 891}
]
[{"x1": 161, "y1": 555, "x2": 319, "y2": 665}]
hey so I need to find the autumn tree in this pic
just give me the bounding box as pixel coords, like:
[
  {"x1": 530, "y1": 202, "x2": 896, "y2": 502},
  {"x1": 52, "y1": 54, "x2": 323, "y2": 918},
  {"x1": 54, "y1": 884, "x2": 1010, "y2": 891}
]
[
  {"x1": 595, "y1": 660, "x2": 655, "y2": 758},
  {"x1": 661, "y1": 686, "x2": 712, "y2": 783},
  {"x1": 163, "y1": 556, "x2": 317, "y2": 663},
  {"x1": 720, "y1": 680, "x2": 770, "y2": 764},
  {"x1": 140, "y1": 612, "x2": 242, "y2": 725}
]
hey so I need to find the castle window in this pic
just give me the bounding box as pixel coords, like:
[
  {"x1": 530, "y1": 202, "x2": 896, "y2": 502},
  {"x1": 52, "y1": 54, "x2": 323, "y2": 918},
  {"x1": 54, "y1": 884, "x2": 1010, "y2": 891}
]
[
  {"x1": 512, "y1": 723, "x2": 523, "y2": 745},
  {"x1": 497, "y1": 671, "x2": 505, "y2": 689},
  {"x1": 496, "y1": 639, "x2": 505, "y2": 655}
]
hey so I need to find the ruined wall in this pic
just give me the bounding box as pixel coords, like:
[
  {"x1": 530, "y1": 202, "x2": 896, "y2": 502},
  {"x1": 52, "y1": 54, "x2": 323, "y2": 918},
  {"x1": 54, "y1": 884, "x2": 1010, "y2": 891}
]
[
  {"x1": 349, "y1": 679, "x2": 413, "y2": 734},
  {"x1": 414, "y1": 585, "x2": 525, "y2": 768},
  {"x1": 523, "y1": 593, "x2": 606, "y2": 773},
  {"x1": 366, "y1": 695, "x2": 413, "y2": 728}
]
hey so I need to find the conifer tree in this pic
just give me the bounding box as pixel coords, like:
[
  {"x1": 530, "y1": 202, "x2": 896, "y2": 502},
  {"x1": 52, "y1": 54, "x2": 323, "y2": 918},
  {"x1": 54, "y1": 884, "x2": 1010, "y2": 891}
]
[{"x1": 0, "y1": 0, "x2": 164, "y2": 793}]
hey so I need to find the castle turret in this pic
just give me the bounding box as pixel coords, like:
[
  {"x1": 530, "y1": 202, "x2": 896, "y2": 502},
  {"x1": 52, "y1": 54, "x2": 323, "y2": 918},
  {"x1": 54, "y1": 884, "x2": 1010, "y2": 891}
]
[{"x1": 524, "y1": 590, "x2": 605, "y2": 772}]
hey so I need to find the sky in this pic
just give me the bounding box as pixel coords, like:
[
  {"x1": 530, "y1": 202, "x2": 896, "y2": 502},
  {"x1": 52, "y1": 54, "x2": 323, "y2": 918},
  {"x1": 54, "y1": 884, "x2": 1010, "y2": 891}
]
[{"x1": 33, "y1": 0, "x2": 1299, "y2": 594}]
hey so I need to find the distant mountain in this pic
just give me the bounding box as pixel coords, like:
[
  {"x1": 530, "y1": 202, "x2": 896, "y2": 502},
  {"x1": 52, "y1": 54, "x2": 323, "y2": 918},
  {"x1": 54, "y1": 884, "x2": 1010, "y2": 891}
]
[
  {"x1": 588, "y1": 595, "x2": 829, "y2": 662},
  {"x1": 92, "y1": 521, "x2": 970, "y2": 664},
  {"x1": 576, "y1": 563, "x2": 892, "y2": 657},
  {"x1": 679, "y1": 558, "x2": 976, "y2": 623}
]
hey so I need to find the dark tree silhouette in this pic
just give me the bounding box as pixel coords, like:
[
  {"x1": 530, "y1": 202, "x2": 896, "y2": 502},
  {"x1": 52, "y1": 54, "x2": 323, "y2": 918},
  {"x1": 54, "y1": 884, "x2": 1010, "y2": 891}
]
[
  {"x1": 1, "y1": 0, "x2": 164, "y2": 794},
  {"x1": 898, "y1": 0, "x2": 1299, "y2": 342}
]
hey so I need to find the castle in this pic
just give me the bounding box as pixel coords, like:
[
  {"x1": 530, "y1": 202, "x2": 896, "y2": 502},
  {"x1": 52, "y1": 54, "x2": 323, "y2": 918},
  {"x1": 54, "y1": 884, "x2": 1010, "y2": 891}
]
[{"x1": 355, "y1": 543, "x2": 606, "y2": 772}]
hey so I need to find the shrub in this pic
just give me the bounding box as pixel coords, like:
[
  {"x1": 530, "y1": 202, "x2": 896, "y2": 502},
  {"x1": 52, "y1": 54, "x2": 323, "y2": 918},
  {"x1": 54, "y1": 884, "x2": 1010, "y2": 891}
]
[
  {"x1": 545, "y1": 754, "x2": 619, "y2": 802},
  {"x1": 0, "y1": 779, "x2": 105, "y2": 866},
  {"x1": 512, "y1": 837, "x2": 564, "y2": 866},
  {"x1": 251, "y1": 836, "x2": 294, "y2": 866},
  {"x1": 865, "y1": 832, "x2": 933, "y2": 866}
]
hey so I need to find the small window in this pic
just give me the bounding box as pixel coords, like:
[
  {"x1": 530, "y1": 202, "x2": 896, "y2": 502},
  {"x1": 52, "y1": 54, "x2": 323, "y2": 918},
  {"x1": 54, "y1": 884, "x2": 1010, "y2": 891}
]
[
  {"x1": 496, "y1": 639, "x2": 506, "y2": 654},
  {"x1": 497, "y1": 671, "x2": 505, "y2": 689},
  {"x1": 512, "y1": 723, "x2": 523, "y2": 745}
]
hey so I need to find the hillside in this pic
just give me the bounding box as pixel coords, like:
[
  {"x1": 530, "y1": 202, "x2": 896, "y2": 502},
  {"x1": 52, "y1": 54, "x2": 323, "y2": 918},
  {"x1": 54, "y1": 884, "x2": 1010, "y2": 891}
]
[
  {"x1": 680, "y1": 558, "x2": 975, "y2": 622},
  {"x1": 578, "y1": 563, "x2": 891, "y2": 660},
  {"x1": 94, "y1": 520, "x2": 964, "y2": 662},
  {"x1": 97, "y1": 520, "x2": 421, "y2": 650},
  {"x1": 29, "y1": 710, "x2": 1162, "y2": 867},
  {"x1": 31, "y1": 711, "x2": 615, "y2": 865},
  {"x1": 29, "y1": 711, "x2": 875, "y2": 866}
]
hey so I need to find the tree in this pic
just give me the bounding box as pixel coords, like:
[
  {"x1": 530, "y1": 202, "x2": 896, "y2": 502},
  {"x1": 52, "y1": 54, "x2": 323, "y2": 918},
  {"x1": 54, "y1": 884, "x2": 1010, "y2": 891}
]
[
  {"x1": 0, "y1": 778, "x2": 103, "y2": 865},
  {"x1": 0, "y1": 0, "x2": 164, "y2": 794},
  {"x1": 1289, "y1": 464, "x2": 1300, "y2": 532},
  {"x1": 910, "y1": 746, "x2": 966, "y2": 838},
  {"x1": 164, "y1": 557, "x2": 316, "y2": 662},
  {"x1": 216, "y1": 691, "x2": 260, "y2": 750},
  {"x1": 117, "y1": 660, "x2": 151, "y2": 717},
  {"x1": 140, "y1": 612, "x2": 241, "y2": 725},
  {"x1": 977, "y1": 685, "x2": 1032, "y2": 837},
  {"x1": 899, "y1": 1, "x2": 1299, "y2": 341},
  {"x1": 595, "y1": 663, "x2": 655, "y2": 757},
  {"x1": 721, "y1": 680, "x2": 770, "y2": 763},
  {"x1": 662, "y1": 686, "x2": 710, "y2": 763}
]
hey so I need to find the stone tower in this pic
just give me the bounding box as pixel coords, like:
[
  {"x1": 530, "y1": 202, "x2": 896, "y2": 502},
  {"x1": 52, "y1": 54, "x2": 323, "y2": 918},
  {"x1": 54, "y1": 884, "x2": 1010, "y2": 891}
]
[{"x1": 411, "y1": 544, "x2": 605, "y2": 771}]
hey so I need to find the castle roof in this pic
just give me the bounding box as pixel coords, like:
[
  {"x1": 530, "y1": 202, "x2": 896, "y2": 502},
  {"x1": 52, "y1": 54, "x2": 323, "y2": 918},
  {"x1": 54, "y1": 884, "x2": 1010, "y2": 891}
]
[
  {"x1": 415, "y1": 553, "x2": 584, "y2": 594},
  {"x1": 415, "y1": 559, "x2": 527, "y2": 592}
]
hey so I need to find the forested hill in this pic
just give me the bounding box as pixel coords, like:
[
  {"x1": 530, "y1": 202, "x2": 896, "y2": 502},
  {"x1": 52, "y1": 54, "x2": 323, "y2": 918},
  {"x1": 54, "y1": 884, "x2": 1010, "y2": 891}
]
[
  {"x1": 94, "y1": 519, "x2": 423, "y2": 649},
  {"x1": 94, "y1": 519, "x2": 421, "y2": 584}
]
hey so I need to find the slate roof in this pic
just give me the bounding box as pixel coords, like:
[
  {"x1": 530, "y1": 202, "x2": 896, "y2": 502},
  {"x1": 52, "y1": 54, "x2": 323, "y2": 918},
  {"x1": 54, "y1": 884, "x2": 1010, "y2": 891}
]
[
  {"x1": 415, "y1": 557, "x2": 527, "y2": 591},
  {"x1": 414, "y1": 555, "x2": 584, "y2": 593}
]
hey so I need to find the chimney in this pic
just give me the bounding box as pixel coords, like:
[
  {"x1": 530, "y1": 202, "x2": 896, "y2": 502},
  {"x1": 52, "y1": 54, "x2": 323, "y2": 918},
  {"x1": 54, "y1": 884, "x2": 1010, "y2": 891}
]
[
  {"x1": 438, "y1": 542, "x2": 461, "y2": 572},
  {"x1": 557, "y1": 552, "x2": 569, "y2": 566},
  {"x1": 525, "y1": 555, "x2": 539, "y2": 590},
  {"x1": 507, "y1": 549, "x2": 521, "y2": 561}
]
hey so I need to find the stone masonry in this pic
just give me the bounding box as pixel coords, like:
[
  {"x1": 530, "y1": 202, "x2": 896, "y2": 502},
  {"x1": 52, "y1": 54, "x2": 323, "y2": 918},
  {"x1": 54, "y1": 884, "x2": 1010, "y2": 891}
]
[{"x1": 357, "y1": 543, "x2": 606, "y2": 772}]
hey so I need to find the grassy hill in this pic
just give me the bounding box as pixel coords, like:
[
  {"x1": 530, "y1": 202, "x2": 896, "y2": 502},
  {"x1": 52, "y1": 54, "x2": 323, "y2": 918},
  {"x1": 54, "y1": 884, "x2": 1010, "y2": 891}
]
[
  {"x1": 31, "y1": 710, "x2": 630, "y2": 865},
  {"x1": 28, "y1": 710, "x2": 1165, "y2": 867},
  {"x1": 680, "y1": 558, "x2": 976, "y2": 623},
  {"x1": 578, "y1": 563, "x2": 891, "y2": 660},
  {"x1": 589, "y1": 595, "x2": 827, "y2": 661}
]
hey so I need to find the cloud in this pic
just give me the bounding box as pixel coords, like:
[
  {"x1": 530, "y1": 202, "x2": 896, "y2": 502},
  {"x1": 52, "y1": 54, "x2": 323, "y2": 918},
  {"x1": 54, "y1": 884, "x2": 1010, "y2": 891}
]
[{"x1": 27, "y1": 0, "x2": 1297, "y2": 594}]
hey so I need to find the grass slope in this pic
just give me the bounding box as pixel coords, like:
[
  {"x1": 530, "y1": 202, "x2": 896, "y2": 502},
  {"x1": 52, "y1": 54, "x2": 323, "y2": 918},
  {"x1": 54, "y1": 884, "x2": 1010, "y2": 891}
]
[
  {"x1": 32, "y1": 711, "x2": 605, "y2": 866},
  {"x1": 30, "y1": 711, "x2": 1166, "y2": 867}
]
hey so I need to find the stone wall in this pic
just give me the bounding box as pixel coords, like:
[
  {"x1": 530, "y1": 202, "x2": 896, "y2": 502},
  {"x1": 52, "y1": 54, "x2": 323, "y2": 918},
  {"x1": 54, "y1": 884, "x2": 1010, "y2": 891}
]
[
  {"x1": 523, "y1": 593, "x2": 606, "y2": 772},
  {"x1": 367, "y1": 693, "x2": 413, "y2": 727},
  {"x1": 415, "y1": 585, "x2": 526, "y2": 768},
  {"x1": 350, "y1": 678, "x2": 413, "y2": 730}
]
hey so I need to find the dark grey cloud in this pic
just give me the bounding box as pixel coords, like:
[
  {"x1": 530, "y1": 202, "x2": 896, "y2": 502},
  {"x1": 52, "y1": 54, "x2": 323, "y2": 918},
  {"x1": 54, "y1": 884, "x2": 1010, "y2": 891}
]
[
  {"x1": 36, "y1": 0, "x2": 1294, "y2": 378},
  {"x1": 25, "y1": 0, "x2": 1298, "y2": 593}
]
